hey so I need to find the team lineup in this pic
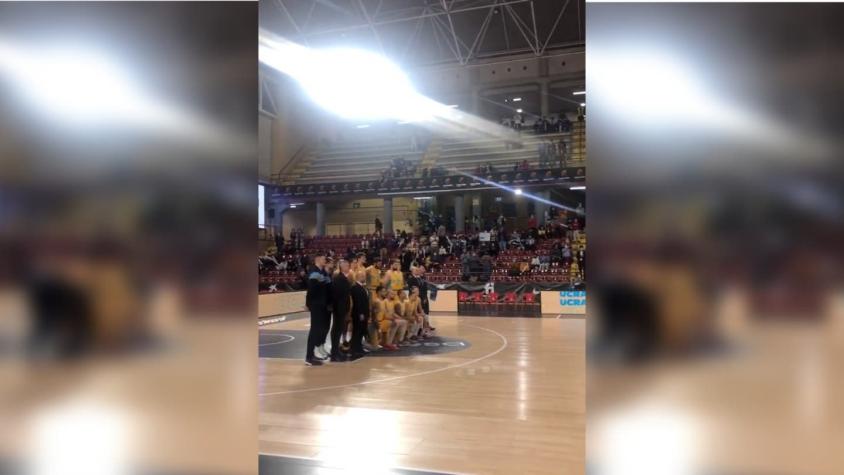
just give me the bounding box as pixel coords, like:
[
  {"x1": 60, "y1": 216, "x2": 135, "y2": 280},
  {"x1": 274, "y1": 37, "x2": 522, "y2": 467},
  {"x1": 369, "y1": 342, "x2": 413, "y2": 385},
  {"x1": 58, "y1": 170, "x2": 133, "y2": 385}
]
[{"x1": 304, "y1": 253, "x2": 436, "y2": 365}]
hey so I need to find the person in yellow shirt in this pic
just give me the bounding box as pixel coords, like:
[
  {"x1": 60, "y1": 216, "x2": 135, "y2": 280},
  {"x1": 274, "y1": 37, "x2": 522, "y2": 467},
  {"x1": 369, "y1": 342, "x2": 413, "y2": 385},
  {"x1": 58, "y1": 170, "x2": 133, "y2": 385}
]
[
  {"x1": 383, "y1": 260, "x2": 405, "y2": 293},
  {"x1": 403, "y1": 288, "x2": 424, "y2": 343},
  {"x1": 395, "y1": 290, "x2": 414, "y2": 345},
  {"x1": 371, "y1": 286, "x2": 396, "y2": 351},
  {"x1": 383, "y1": 288, "x2": 406, "y2": 350},
  {"x1": 350, "y1": 253, "x2": 365, "y2": 275},
  {"x1": 365, "y1": 261, "x2": 383, "y2": 294},
  {"x1": 369, "y1": 285, "x2": 386, "y2": 348},
  {"x1": 408, "y1": 287, "x2": 426, "y2": 340}
]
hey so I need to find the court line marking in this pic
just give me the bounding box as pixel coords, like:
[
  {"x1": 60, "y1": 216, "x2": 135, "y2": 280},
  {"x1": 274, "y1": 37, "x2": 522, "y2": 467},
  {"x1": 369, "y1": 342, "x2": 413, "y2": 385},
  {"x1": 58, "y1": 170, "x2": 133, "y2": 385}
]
[
  {"x1": 258, "y1": 322, "x2": 508, "y2": 397},
  {"x1": 258, "y1": 334, "x2": 295, "y2": 346}
]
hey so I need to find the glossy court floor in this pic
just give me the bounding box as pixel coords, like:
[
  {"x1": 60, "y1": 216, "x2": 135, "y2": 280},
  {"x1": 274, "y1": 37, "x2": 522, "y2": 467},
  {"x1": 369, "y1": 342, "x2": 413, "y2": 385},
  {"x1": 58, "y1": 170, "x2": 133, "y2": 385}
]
[{"x1": 258, "y1": 313, "x2": 585, "y2": 474}]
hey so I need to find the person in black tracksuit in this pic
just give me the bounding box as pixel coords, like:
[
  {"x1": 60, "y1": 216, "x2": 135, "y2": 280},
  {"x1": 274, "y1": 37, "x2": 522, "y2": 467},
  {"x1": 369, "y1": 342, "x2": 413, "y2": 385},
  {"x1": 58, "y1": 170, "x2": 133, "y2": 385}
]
[
  {"x1": 305, "y1": 254, "x2": 331, "y2": 366},
  {"x1": 349, "y1": 270, "x2": 370, "y2": 359},
  {"x1": 329, "y1": 260, "x2": 352, "y2": 361}
]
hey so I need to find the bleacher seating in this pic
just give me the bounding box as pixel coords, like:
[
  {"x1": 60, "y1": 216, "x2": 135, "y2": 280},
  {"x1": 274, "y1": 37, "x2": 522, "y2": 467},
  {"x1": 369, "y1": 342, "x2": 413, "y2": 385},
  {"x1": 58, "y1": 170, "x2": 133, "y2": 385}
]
[
  {"x1": 278, "y1": 118, "x2": 585, "y2": 187},
  {"x1": 435, "y1": 130, "x2": 572, "y2": 174},
  {"x1": 291, "y1": 128, "x2": 425, "y2": 184}
]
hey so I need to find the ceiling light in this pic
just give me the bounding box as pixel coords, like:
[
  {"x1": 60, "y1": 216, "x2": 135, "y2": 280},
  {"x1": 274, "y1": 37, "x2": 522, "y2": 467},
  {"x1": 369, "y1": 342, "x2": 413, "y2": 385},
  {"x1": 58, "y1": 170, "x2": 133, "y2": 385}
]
[
  {"x1": 580, "y1": 103, "x2": 586, "y2": 107},
  {"x1": 569, "y1": 186, "x2": 586, "y2": 190},
  {"x1": 516, "y1": 108, "x2": 523, "y2": 113},
  {"x1": 572, "y1": 91, "x2": 586, "y2": 95},
  {"x1": 512, "y1": 97, "x2": 522, "y2": 102},
  {"x1": 514, "y1": 188, "x2": 523, "y2": 195},
  {"x1": 259, "y1": 39, "x2": 420, "y2": 121}
]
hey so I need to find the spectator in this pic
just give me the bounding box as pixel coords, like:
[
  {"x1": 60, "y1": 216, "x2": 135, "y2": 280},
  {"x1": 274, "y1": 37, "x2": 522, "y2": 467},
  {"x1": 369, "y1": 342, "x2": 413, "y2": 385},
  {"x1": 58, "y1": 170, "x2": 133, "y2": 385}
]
[
  {"x1": 539, "y1": 254, "x2": 550, "y2": 272},
  {"x1": 527, "y1": 213, "x2": 538, "y2": 229}
]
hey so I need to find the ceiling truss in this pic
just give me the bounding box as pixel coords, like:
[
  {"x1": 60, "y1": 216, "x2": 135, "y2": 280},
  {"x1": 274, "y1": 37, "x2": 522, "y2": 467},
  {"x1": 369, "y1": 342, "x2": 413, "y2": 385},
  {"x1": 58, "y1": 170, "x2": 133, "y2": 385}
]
[{"x1": 266, "y1": 0, "x2": 584, "y2": 67}]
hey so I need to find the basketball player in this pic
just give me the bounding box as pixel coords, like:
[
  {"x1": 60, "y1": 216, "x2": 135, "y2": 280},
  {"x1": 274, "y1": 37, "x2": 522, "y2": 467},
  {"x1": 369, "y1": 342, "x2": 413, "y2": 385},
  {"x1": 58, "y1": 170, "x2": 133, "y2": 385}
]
[
  {"x1": 408, "y1": 286, "x2": 425, "y2": 341},
  {"x1": 407, "y1": 265, "x2": 435, "y2": 336},
  {"x1": 350, "y1": 252, "x2": 366, "y2": 275},
  {"x1": 365, "y1": 261, "x2": 382, "y2": 294},
  {"x1": 371, "y1": 286, "x2": 397, "y2": 350},
  {"x1": 386, "y1": 289, "x2": 407, "y2": 349},
  {"x1": 397, "y1": 290, "x2": 420, "y2": 345},
  {"x1": 383, "y1": 259, "x2": 404, "y2": 293}
]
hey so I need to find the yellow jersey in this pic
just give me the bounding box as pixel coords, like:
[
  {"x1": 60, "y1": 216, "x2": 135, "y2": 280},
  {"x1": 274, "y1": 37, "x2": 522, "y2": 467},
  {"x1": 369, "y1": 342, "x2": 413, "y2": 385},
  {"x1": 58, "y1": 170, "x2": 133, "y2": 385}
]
[
  {"x1": 385, "y1": 270, "x2": 405, "y2": 291},
  {"x1": 371, "y1": 297, "x2": 385, "y2": 322},
  {"x1": 388, "y1": 297, "x2": 403, "y2": 318},
  {"x1": 366, "y1": 266, "x2": 382, "y2": 290}
]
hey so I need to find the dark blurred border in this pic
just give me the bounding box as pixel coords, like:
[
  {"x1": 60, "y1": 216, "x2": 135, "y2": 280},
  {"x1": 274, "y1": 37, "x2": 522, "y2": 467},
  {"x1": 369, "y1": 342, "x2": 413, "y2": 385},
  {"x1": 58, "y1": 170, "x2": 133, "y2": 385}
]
[
  {"x1": 587, "y1": 3, "x2": 844, "y2": 475},
  {"x1": 1, "y1": 3, "x2": 257, "y2": 474}
]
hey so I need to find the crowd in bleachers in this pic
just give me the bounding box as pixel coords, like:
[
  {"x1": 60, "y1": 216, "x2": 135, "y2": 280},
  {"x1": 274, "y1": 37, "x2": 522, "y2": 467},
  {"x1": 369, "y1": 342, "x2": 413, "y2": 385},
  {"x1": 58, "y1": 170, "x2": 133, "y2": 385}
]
[
  {"x1": 501, "y1": 113, "x2": 575, "y2": 134},
  {"x1": 259, "y1": 208, "x2": 585, "y2": 293},
  {"x1": 380, "y1": 157, "x2": 416, "y2": 181}
]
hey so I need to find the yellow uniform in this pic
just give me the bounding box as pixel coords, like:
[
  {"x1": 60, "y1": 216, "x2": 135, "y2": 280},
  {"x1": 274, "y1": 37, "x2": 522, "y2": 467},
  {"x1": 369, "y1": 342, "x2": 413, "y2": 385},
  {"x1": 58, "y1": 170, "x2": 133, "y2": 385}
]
[
  {"x1": 371, "y1": 298, "x2": 392, "y2": 333},
  {"x1": 389, "y1": 297, "x2": 403, "y2": 319},
  {"x1": 366, "y1": 266, "x2": 382, "y2": 291},
  {"x1": 405, "y1": 297, "x2": 419, "y2": 320},
  {"x1": 385, "y1": 270, "x2": 405, "y2": 292}
]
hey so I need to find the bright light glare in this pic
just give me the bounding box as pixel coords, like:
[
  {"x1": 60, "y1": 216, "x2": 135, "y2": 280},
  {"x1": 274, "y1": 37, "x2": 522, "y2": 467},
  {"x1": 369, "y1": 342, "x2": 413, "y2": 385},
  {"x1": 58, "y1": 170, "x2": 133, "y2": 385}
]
[
  {"x1": 356, "y1": 124, "x2": 370, "y2": 129},
  {"x1": 516, "y1": 108, "x2": 523, "y2": 113},
  {"x1": 594, "y1": 404, "x2": 700, "y2": 475},
  {"x1": 573, "y1": 91, "x2": 586, "y2": 95},
  {"x1": 259, "y1": 33, "x2": 435, "y2": 121},
  {"x1": 514, "y1": 188, "x2": 523, "y2": 195},
  {"x1": 590, "y1": 52, "x2": 719, "y2": 123},
  {"x1": 587, "y1": 49, "x2": 829, "y2": 156},
  {"x1": 512, "y1": 97, "x2": 522, "y2": 102},
  {"x1": 0, "y1": 42, "x2": 149, "y2": 124},
  {"x1": 28, "y1": 402, "x2": 130, "y2": 475},
  {"x1": 570, "y1": 186, "x2": 586, "y2": 190},
  {"x1": 0, "y1": 39, "x2": 247, "y2": 152}
]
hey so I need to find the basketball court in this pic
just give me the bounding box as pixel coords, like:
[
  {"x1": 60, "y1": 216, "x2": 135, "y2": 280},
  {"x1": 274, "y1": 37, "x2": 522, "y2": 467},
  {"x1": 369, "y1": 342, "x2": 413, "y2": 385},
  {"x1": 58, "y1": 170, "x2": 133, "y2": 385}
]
[{"x1": 258, "y1": 313, "x2": 585, "y2": 474}]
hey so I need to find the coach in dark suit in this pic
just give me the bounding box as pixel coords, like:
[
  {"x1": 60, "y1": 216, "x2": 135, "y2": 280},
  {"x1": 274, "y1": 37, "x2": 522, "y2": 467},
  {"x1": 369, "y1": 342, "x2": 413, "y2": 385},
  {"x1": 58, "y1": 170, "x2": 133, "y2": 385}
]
[
  {"x1": 349, "y1": 270, "x2": 370, "y2": 360},
  {"x1": 329, "y1": 259, "x2": 352, "y2": 362}
]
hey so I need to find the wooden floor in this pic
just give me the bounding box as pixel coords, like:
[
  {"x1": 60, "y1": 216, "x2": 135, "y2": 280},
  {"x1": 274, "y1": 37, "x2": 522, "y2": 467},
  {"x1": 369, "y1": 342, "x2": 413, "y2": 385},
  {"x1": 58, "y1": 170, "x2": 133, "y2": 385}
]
[{"x1": 258, "y1": 314, "x2": 585, "y2": 475}]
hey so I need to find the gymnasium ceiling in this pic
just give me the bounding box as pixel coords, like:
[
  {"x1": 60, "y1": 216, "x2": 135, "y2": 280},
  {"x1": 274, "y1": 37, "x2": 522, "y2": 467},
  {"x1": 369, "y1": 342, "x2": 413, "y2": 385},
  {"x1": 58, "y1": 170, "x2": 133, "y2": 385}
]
[{"x1": 260, "y1": 0, "x2": 585, "y2": 69}]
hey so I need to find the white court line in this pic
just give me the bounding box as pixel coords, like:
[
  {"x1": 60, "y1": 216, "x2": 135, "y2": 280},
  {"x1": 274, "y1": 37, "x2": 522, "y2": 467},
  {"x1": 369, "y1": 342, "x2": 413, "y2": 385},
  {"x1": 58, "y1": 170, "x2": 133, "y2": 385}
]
[
  {"x1": 258, "y1": 334, "x2": 295, "y2": 346},
  {"x1": 258, "y1": 322, "x2": 509, "y2": 397}
]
